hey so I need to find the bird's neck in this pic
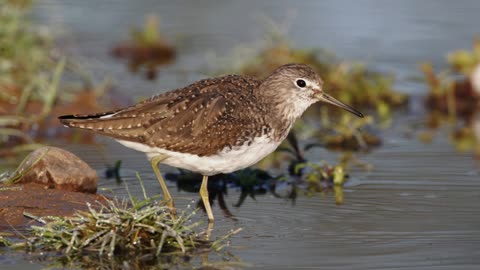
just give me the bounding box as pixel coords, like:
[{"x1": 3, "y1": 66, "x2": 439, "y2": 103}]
[
  {"x1": 273, "y1": 98, "x2": 313, "y2": 138},
  {"x1": 255, "y1": 85, "x2": 315, "y2": 139}
]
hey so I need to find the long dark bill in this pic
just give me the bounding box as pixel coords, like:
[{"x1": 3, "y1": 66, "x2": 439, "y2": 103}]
[{"x1": 315, "y1": 92, "x2": 364, "y2": 118}]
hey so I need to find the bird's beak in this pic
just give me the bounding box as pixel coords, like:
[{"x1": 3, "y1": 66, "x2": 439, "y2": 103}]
[{"x1": 315, "y1": 92, "x2": 364, "y2": 118}]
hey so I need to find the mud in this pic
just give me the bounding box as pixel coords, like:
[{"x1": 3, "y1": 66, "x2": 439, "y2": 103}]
[{"x1": 0, "y1": 183, "x2": 106, "y2": 231}]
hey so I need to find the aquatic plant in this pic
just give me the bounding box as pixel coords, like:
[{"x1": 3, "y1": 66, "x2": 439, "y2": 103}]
[
  {"x1": 317, "y1": 114, "x2": 381, "y2": 151},
  {"x1": 111, "y1": 14, "x2": 176, "y2": 80},
  {"x1": 104, "y1": 160, "x2": 123, "y2": 182},
  {"x1": 419, "y1": 38, "x2": 480, "y2": 154},
  {"x1": 0, "y1": 235, "x2": 11, "y2": 247},
  {"x1": 258, "y1": 131, "x2": 364, "y2": 204},
  {"x1": 447, "y1": 38, "x2": 480, "y2": 77},
  {"x1": 294, "y1": 162, "x2": 348, "y2": 205},
  {"x1": 421, "y1": 38, "x2": 480, "y2": 119},
  {"x1": 165, "y1": 168, "x2": 277, "y2": 219}
]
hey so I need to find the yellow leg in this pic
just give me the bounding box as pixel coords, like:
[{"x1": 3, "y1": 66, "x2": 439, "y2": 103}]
[
  {"x1": 200, "y1": 175, "x2": 214, "y2": 223},
  {"x1": 150, "y1": 155, "x2": 175, "y2": 214}
]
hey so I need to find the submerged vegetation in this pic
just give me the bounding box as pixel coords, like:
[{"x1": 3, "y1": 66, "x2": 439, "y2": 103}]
[
  {"x1": 421, "y1": 38, "x2": 480, "y2": 119},
  {"x1": 248, "y1": 132, "x2": 360, "y2": 205},
  {"x1": 316, "y1": 114, "x2": 381, "y2": 151},
  {"x1": 111, "y1": 15, "x2": 176, "y2": 80},
  {"x1": 419, "y1": 38, "x2": 480, "y2": 156},
  {"x1": 295, "y1": 162, "x2": 347, "y2": 205},
  {"x1": 166, "y1": 168, "x2": 277, "y2": 220}
]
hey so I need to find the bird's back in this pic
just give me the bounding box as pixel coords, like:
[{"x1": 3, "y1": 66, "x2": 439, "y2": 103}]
[{"x1": 59, "y1": 75, "x2": 273, "y2": 156}]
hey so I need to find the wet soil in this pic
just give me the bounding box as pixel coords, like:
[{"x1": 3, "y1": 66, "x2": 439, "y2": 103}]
[{"x1": 0, "y1": 183, "x2": 106, "y2": 231}]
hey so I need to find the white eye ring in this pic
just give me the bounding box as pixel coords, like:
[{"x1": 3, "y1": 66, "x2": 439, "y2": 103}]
[{"x1": 296, "y1": 79, "x2": 306, "y2": 88}]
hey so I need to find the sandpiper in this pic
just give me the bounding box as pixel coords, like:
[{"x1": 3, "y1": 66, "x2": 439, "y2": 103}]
[{"x1": 59, "y1": 63, "x2": 363, "y2": 223}]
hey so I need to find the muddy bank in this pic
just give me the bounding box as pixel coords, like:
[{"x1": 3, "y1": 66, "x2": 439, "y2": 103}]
[{"x1": 0, "y1": 183, "x2": 106, "y2": 230}]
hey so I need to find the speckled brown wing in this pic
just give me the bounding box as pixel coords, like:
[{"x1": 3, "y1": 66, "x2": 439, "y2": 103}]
[{"x1": 59, "y1": 75, "x2": 265, "y2": 156}]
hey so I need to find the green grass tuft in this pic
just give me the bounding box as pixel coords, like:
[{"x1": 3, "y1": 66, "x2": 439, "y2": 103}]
[{"x1": 22, "y1": 197, "x2": 210, "y2": 257}]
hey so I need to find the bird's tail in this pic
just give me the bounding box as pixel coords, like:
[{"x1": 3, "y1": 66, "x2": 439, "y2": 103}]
[
  {"x1": 58, "y1": 111, "x2": 117, "y2": 129},
  {"x1": 58, "y1": 110, "x2": 149, "y2": 142}
]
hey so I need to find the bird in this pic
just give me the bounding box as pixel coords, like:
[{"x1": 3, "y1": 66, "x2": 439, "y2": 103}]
[{"x1": 59, "y1": 63, "x2": 363, "y2": 223}]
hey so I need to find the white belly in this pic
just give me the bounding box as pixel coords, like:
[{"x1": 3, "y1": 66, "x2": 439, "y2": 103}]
[{"x1": 116, "y1": 135, "x2": 281, "y2": 176}]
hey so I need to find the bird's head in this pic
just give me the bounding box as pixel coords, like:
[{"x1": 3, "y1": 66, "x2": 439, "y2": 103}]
[{"x1": 261, "y1": 63, "x2": 363, "y2": 119}]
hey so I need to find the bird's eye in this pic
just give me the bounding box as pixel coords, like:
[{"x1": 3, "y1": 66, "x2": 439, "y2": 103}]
[{"x1": 296, "y1": 79, "x2": 306, "y2": 88}]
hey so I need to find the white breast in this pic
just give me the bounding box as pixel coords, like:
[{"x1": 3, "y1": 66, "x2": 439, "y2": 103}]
[{"x1": 116, "y1": 134, "x2": 281, "y2": 176}]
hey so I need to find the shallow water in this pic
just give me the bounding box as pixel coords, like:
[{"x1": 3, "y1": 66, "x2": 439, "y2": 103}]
[{"x1": 2, "y1": 0, "x2": 480, "y2": 269}]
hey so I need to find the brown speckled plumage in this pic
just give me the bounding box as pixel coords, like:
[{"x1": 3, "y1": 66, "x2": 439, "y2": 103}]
[
  {"x1": 60, "y1": 75, "x2": 275, "y2": 156},
  {"x1": 59, "y1": 64, "x2": 361, "y2": 158}
]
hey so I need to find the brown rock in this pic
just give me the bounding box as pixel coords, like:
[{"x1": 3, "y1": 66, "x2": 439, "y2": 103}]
[{"x1": 16, "y1": 147, "x2": 97, "y2": 193}]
